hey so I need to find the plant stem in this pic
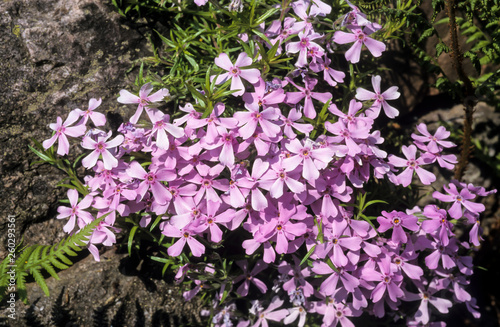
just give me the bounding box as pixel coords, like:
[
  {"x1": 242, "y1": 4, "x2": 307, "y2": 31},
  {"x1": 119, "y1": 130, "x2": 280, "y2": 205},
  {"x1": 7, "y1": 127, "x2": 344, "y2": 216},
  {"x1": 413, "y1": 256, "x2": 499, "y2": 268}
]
[{"x1": 445, "y1": 0, "x2": 475, "y2": 181}]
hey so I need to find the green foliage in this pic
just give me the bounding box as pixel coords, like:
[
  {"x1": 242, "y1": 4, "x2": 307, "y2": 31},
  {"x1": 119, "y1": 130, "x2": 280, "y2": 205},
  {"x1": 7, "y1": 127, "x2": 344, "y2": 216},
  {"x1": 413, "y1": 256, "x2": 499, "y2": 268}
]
[{"x1": 0, "y1": 214, "x2": 107, "y2": 304}]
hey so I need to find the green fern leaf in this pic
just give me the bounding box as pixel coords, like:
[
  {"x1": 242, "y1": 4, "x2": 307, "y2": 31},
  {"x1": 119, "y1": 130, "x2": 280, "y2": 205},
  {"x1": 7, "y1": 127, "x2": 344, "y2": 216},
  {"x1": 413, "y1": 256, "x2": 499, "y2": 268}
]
[
  {"x1": 41, "y1": 262, "x2": 60, "y2": 280},
  {"x1": 48, "y1": 256, "x2": 70, "y2": 270},
  {"x1": 31, "y1": 267, "x2": 50, "y2": 297},
  {"x1": 17, "y1": 272, "x2": 28, "y2": 304}
]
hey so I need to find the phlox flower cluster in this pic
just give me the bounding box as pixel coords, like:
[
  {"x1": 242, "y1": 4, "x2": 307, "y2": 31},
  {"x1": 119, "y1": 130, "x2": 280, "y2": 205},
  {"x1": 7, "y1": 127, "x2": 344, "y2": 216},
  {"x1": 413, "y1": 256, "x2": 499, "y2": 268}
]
[{"x1": 41, "y1": 0, "x2": 495, "y2": 326}]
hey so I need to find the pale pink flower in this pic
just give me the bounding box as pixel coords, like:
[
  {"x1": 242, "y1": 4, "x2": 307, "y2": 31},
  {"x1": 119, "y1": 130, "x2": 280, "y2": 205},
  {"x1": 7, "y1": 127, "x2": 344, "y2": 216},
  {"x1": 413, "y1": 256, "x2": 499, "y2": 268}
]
[
  {"x1": 43, "y1": 111, "x2": 86, "y2": 156},
  {"x1": 81, "y1": 131, "x2": 124, "y2": 170},
  {"x1": 355, "y1": 75, "x2": 400, "y2": 118},
  {"x1": 117, "y1": 82, "x2": 170, "y2": 124},
  {"x1": 212, "y1": 52, "x2": 261, "y2": 96},
  {"x1": 74, "y1": 98, "x2": 106, "y2": 126},
  {"x1": 333, "y1": 25, "x2": 386, "y2": 63}
]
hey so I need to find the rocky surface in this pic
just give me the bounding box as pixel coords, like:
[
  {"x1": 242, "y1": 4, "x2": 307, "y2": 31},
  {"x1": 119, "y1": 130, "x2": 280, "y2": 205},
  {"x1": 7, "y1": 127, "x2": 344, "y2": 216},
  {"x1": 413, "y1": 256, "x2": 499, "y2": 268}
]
[
  {"x1": 0, "y1": 0, "x2": 203, "y2": 325},
  {"x1": 0, "y1": 0, "x2": 499, "y2": 326}
]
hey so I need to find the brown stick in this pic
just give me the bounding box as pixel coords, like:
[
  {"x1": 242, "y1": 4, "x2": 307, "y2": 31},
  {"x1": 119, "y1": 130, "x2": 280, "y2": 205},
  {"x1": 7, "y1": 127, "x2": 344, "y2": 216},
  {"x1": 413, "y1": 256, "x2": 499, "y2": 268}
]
[{"x1": 445, "y1": 0, "x2": 475, "y2": 181}]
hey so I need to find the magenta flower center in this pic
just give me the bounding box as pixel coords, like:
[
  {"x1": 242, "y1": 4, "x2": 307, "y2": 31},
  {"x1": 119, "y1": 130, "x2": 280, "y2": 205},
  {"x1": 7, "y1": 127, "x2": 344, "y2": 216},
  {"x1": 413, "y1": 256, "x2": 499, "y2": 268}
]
[
  {"x1": 146, "y1": 173, "x2": 156, "y2": 184},
  {"x1": 230, "y1": 67, "x2": 240, "y2": 76},
  {"x1": 300, "y1": 37, "x2": 310, "y2": 48},
  {"x1": 301, "y1": 149, "x2": 310, "y2": 157},
  {"x1": 392, "y1": 217, "x2": 401, "y2": 226},
  {"x1": 407, "y1": 159, "x2": 418, "y2": 169},
  {"x1": 96, "y1": 142, "x2": 106, "y2": 151}
]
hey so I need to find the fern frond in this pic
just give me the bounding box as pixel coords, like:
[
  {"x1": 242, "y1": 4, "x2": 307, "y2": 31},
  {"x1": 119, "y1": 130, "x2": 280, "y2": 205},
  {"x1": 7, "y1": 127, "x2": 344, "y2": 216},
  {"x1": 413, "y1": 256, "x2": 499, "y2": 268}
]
[{"x1": 0, "y1": 213, "x2": 108, "y2": 304}]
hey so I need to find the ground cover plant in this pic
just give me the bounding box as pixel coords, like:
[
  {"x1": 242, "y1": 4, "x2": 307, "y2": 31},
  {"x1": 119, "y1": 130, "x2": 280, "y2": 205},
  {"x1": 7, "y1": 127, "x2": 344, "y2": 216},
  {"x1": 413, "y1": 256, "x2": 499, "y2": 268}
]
[{"x1": 1, "y1": 0, "x2": 498, "y2": 326}]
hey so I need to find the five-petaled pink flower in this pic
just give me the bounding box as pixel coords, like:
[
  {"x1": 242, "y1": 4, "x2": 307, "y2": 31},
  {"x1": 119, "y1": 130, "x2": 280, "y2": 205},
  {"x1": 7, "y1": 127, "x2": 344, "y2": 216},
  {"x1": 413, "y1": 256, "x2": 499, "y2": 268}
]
[
  {"x1": 333, "y1": 24, "x2": 386, "y2": 63},
  {"x1": 212, "y1": 52, "x2": 261, "y2": 96},
  {"x1": 355, "y1": 75, "x2": 400, "y2": 118},
  {"x1": 117, "y1": 82, "x2": 170, "y2": 124},
  {"x1": 43, "y1": 111, "x2": 86, "y2": 156},
  {"x1": 81, "y1": 131, "x2": 124, "y2": 170},
  {"x1": 57, "y1": 189, "x2": 94, "y2": 233},
  {"x1": 388, "y1": 145, "x2": 436, "y2": 187}
]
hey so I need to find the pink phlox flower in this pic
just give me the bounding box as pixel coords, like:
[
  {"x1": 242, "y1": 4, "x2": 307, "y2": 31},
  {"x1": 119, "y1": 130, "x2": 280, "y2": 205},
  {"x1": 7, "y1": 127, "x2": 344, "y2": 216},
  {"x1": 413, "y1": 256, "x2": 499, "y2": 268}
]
[
  {"x1": 267, "y1": 17, "x2": 297, "y2": 55},
  {"x1": 234, "y1": 105, "x2": 282, "y2": 140},
  {"x1": 73, "y1": 98, "x2": 106, "y2": 127},
  {"x1": 387, "y1": 242, "x2": 424, "y2": 280},
  {"x1": 260, "y1": 160, "x2": 305, "y2": 199},
  {"x1": 57, "y1": 189, "x2": 94, "y2": 233},
  {"x1": 307, "y1": 171, "x2": 351, "y2": 220},
  {"x1": 86, "y1": 161, "x2": 119, "y2": 191},
  {"x1": 283, "y1": 138, "x2": 336, "y2": 181},
  {"x1": 432, "y1": 182, "x2": 486, "y2": 219},
  {"x1": 277, "y1": 256, "x2": 314, "y2": 297},
  {"x1": 251, "y1": 296, "x2": 288, "y2": 327},
  {"x1": 281, "y1": 108, "x2": 314, "y2": 139},
  {"x1": 169, "y1": 196, "x2": 205, "y2": 230},
  {"x1": 329, "y1": 100, "x2": 373, "y2": 131},
  {"x1": 199, "y1": 202, "x2": 235, "y2": 243},
  {"x1": 120, "y1": 127, "x2": 149, "y2": 152},
  {"x1": 361, "y1": 256, "x2": 404, "y2": 303},
  {"x1": 117, "y1": 82, "x2": 170, "y2": 124},
  {"x1": 286, "y1": 29, "x2": 324, "y2": 67},
  {"x1": 81, "y1": 131, "x2": 124, "y2": 170},
  {"x1": 242, "y1": 77, "x2": 286, "y2": 111},
  {"x1": 312, "y1": 260, "x2": 360, "y2": 296},
  {"x1": 240, "y1": 126, "x2": 280, "y2": 156},
  {"x1": 455, "y1": 180, "x2": 497, "y2": 197},
  {"x1": 355, "y1": 75, "x2": 400, "y2": 118},
  {"x1": 212, "y1": 52, "x2": 261, "y2": 96},
  {"x1": 434, "y1": 269, "x2": 472, "y2": 302},
  {"x1": 87, "y1": 220, "x2": 120, "y2": 261},
  {"x1": 221, "y1": 164, "x2": 251, "y2": 208},
  {"x1": 315, "y1": 297, "x2": 359, "y2": 327},
  {"x1": 309, "y1": 56, "x2": 346, "y2": 87},
  {"x1": 185, "y1": 163, "x2": 229, "y2": 204},
  {"x1": 421, "y1": 204, "x2": 454, "y2": 246},
  {"x1": 388, "y1": 144, "x2": 436, "y2": 187},
  {"x1": 315, "y1": 221, "x2": 362, "y2": 267},
  {"x1": 102, "y1": 183, "x2": 137, "y2": 211},
  {"x1": 203, "y1": 129, "x2": 245, "y2": 167},
  {"x1": 189, "y1": 102, "x2": 238, "y2": 144},
  {"x1": 377, "y1": 210, "x2": 419, "y2": 244},
  {"x1": 255, "y1": 199, "x2": 307, "y2": 255},
  {"x1": 43, "y1": 111, "x2": 86, "y2": 156},
  {"x1": 149, "y1": 110, "x2": 184, "y2": 150},
  {"x1": 411, "y1": 123, "x2": 455, "y2": 153},
  {"x1": 342, "y1": 0, "x2": 371, "y2": 27},
  {"x1": 233, "y1": 260, "x2": 269, "y2": 297},
  {"x1": 177, "y1": 142, "x2": 212, "y2": 176},
  {"x1": 421, "y1": 150, "x2": 457, "y2": 170},
  {"x1": 283, "y1": 302, "x2": 308, "y2": 327},
  {"x1": 364, "y1": 130, "x2": 387, "y2": 159},
  {"x1": 424, "y1": 237, "x2": 458, "y2": 270},
  {"x1": 162, "y1": 222, "x2": 206, "y2": 257},
  {"x1": 325, "y1": 118, "x2": 369, "y2": 157},
  {"x1": 126, "y1": 161, "x2": 176, "y2": 205},
  {"x1": 404, "y1": 282, "x2": 453, "y2": 325},
  {"x1": 333, "y1": 24, "x2": 385, "y2": 63},
  {"x1": 290, "y1": 2, "x2": 326, "y2": 33},
  {"x1": 241, "y1": 158, "x2": 270, "y2": 211}
]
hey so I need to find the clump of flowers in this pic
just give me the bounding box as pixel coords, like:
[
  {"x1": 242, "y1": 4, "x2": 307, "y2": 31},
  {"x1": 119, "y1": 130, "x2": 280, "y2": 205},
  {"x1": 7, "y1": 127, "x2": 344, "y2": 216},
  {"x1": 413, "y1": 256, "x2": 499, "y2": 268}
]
[{"x1": 39, "y1": 0, "x2": 495, "y2": 326}]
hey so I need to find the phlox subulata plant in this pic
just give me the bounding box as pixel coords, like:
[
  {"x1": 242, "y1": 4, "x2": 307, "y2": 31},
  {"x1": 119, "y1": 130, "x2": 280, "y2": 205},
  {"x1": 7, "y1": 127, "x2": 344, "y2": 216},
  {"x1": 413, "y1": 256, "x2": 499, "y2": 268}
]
[{"x1": 35, "y1": 0, "x2": 497, "y2": 326}]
